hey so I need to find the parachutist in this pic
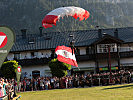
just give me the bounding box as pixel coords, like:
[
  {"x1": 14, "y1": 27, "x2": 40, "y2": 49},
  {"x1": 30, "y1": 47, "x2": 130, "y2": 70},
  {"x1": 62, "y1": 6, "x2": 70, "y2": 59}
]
[{"x1": 70, "y1": 40, "x2": 75, "y2": 55}]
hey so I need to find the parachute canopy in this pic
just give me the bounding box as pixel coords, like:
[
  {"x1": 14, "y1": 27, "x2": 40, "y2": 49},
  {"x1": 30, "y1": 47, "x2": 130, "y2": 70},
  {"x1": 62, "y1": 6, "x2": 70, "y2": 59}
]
[{"x1": 42, "y1": 6, "x2": 90, "y2": 28}]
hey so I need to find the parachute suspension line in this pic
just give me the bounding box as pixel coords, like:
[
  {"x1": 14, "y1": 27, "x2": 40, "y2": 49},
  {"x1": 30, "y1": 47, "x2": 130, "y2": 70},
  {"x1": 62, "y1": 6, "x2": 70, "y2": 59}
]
[
  {"x1": 67, "y1": 0, "x2": 69, "y2": 6},
  {"x1": 50, "y1": 0, "x2": 52, "y2": 9},
  {"x1": 73, "y1": 16, "x2": 76, "y2": 31},
  {"x1": 105, "y1": 1, "x2": 108, "y2": 29},
  {"x1": 50, "y1": 0, "x2": 53, "y2": 10},
  {"x1": 97, "y1": 0, "x2": 100, "y2": 28},
  {"x1": 94, "y1": 0, "x2": 99, "y2": 29}
]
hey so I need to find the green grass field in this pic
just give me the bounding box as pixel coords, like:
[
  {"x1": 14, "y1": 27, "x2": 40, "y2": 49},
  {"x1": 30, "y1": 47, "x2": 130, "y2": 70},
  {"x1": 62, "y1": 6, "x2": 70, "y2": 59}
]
[{"x1": 18, "y1": 84, "x2": 133, "y2": 100}]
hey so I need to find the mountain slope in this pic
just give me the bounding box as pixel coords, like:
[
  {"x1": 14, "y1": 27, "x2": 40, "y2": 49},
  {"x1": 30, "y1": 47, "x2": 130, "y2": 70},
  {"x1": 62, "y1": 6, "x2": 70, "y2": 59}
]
[{"x1": 0, "y1": 0, "x2": 133, "y2": 34}]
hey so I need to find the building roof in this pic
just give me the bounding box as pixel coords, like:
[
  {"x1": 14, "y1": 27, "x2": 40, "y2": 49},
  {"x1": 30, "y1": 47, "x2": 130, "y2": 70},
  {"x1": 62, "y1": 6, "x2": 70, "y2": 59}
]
[{"x1": 10, "y1": 27, "x2": 133, "y2": 52}]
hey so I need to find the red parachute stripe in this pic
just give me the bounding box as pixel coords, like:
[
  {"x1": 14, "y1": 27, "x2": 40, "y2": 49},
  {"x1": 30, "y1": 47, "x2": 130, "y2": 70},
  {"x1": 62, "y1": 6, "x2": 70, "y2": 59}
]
[
  {"x1": 55, "y1": 46, "x2": 72, "y2": 53},
  {"x1": 79, "y1": 14, "x2": 85, "y2": 21},
  {"x1": 73, "y1": 13, "x2": 78, "y2": 19},
  {"x1": 42, "y1": 15, "x2": 58, "y2": 24},
  {"x1": 83, "y1": 10, "x2": 90, "y2": 20},
  {"x1": 42, "y1": 24, "x2": 53, "y2": 28},
  {"x1": 72, "y1": 11, "x2": 90, "y2": 21},
  {"x1": 57, "y1": 55, "x2": 78, "y2": 67}
]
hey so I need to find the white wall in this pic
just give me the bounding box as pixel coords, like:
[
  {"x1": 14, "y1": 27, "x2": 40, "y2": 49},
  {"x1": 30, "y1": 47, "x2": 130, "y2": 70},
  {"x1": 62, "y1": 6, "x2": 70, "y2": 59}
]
[
  {"x1": 8, "y1": 50, "x2": 52, "y2": 60},
  {"x1": 20, "y1": 52, "x2": 27, "y2": 59},
  {"x1": 120, "y1": 58, "x2": 133, "y2": 64},
  {"x1": 7, "y1": 53, "x2": 14, "y2": 60},
  {"x1": 120, "y1": 44, "x2": 130, "y2": 52},
  {"x1": 98, "y1": 59, "x2": 118, "y2": 67},
  {"x1": 25, "y1": 52, "x2": 31, "y2": 59},
  {"x1": 41, "y1": 50, "x2": 51, "y2": 58},
  {"x1": 120, "y1": 43, "x2": 133, "y2": 52},
  {"x1": 79, "y1": 47, "x2": 86, "y2": 55},
  {"x1": 22, "y1": 64, "x2": 51, "y2": 78},
  {"x1": 78, "y1": 61, "x2": 95, "y2": 68}
]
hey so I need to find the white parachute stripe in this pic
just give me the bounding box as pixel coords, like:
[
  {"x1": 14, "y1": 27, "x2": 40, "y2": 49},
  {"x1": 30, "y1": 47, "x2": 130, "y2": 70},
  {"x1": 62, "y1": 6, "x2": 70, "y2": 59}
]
[
  {"x1": 47, "y1": 6, "x2": 86, "y2": 18},
  {"x1": 64, "y1": 7, "x2": 76, "y2": 15},
  {"x1": 48, "y1": 7, "x2": 68, "y2": 16},
  {"x1": 0, "y1": 36, "x2": 6, "y2": 46},
  {"x1": 55, "y1": 50, "x2": 76, "y2": 61},
  {"x1": 73, "y1": 7, "x2": 85, "y2": 15}
]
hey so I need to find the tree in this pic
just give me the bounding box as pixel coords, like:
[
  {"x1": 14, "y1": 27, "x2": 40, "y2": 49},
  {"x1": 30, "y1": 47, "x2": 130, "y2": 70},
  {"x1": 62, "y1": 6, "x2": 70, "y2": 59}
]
[
  {"x1": 0, "y1": 60, "x2": 18, "y2": 79},
  {"x1": 48, "y1": 58, "x2": 71, "y2": 78}
]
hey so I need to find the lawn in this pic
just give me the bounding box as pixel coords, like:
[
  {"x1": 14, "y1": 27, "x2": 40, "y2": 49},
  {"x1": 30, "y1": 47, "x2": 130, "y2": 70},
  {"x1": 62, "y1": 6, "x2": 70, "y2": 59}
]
[{"x1": 18, "y1": 84, "x2": 133, "y2": 100}]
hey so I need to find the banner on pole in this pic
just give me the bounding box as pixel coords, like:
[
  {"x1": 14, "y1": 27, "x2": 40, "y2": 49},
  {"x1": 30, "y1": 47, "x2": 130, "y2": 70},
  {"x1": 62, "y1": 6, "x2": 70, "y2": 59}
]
[
  {"x1": 16, "y1": 65, "x2": 22, "y2": 87},
  {"x1": 0, "y1": 26, "x2": 15, "y2": 68}
]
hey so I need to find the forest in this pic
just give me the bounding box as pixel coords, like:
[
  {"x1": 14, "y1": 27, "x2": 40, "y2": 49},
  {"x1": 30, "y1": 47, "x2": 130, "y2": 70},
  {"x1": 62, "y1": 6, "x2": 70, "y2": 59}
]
[{"x1": 0, "y1": 0, "x2": 133, "y2": 34}]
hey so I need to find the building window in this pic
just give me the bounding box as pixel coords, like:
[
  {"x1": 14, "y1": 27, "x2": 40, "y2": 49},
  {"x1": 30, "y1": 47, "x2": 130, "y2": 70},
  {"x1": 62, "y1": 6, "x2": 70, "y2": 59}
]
[
  {"x1": 31, "y1": 52, "x2": 35, "y2": 58},
  {"x1": 32, "y1": 70, "x2": 40, "y2": 79},
  {"x1": 86, "y1": 47, "x2": 93, "y2": 55},
  {"x1": 14, "y1": 53, "x2": 20, "y2": 60},
  {"x1": 97, "y1": 43, "x2": 117, "y2": 53}
]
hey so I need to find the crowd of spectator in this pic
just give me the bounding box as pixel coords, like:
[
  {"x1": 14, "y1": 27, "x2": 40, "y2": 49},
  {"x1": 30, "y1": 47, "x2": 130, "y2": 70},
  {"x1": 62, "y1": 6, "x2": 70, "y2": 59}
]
[
  {"x1": 0, "y1": 70, "x2": 133, "y2": 99},
  {"x1": 0, "y1": 78, "x2": 16, "y2": 99},
  {"x1": 18, "y1": 70, "x2": 133, "y2": 92}
]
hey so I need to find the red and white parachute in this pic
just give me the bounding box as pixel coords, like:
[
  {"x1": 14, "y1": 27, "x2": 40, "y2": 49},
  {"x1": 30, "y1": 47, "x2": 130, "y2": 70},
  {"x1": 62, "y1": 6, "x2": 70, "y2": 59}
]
[{"x1": 42, "y1": 6, "x2": 90, "y2": 28}]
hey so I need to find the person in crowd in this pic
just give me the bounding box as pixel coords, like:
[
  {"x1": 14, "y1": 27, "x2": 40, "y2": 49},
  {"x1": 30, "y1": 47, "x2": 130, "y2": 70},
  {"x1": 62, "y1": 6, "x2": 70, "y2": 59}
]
[
  {"x1": 34, "y1": 79, "x2": 37, "y2": 91},
  {"x1": 47, "y1": 78, "x2": 51, "y2": 89},
  {"x1": 23, "y1": 78, "x2": 26, "y2": 92},
  {"x1": 126, "y1": 70, "x2": 131, "y2": 83},
  {"x1": 2, "y1": 79, "x2": 7, "y2": 96},
  {"x1": 86, "y1": 74, "x2": 92, "y2": 87},
  {"x1": 131, "y1": 71, "x2": 133, "y2": 82},
  {"x1": 65, "y1": 77, "x2": 68, "y2": 88},
  {"x1": 45, "y1": 78, "x2": 49, "y2": 90},
  {"x1": 37, "y1": 77, "x2": 40, "y2": 90},
  {"x1": 18, "y1": 81, "x2": 22, "y2": 92},
  {"x1": 29, "y1": 79, "x2": 33, "y2": 91},
  {"x1": 80, "y1": 74, "x2": 86, "y2": 88},
  {"x1": 50, "y1": 77, "x2": 54, "y2": 89},
  {"x1": 68, "y1": 76, "x2": 72, "y2": 88},
  {"x1": 26, "y1": 79, "x2": 30, "y2": 91},
  {"x1": 54, "y1": 77, "x2": 59, "y2": 89},
  {"x1": 40, "y1": 78, "x2": 44, "y2": 90},
  {"x1": 0, "y1": 80, "x2": 3, "y2": 97}
]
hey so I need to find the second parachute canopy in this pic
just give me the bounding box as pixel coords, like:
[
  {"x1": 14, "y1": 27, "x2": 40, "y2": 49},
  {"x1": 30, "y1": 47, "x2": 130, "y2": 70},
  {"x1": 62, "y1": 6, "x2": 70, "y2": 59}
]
[{"x1": 42, "y1": 6, "x2": 90, "y2": 28}]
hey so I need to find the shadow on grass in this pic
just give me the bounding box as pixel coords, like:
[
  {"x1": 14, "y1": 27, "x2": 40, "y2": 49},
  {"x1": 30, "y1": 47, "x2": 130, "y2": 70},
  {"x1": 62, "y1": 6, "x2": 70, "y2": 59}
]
[{"x1": 103, "y1": 84, "x2": 133, "y2": 90}]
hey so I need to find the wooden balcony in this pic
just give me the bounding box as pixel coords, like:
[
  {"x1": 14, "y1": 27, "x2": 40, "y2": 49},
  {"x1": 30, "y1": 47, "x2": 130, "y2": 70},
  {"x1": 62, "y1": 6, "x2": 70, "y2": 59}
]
[
  {"x1": 96, "y1": 52, "x2": 118, "y2": 59},
  {"x1": 76, "y1": 54, "x2": 95, "y2": 61}
]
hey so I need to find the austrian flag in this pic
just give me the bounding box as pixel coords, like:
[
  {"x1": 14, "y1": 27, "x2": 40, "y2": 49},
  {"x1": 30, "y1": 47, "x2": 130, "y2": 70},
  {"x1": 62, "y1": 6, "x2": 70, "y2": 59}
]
[{"x1": 55, "y1": 46, "x2": 78, "y2": 67}]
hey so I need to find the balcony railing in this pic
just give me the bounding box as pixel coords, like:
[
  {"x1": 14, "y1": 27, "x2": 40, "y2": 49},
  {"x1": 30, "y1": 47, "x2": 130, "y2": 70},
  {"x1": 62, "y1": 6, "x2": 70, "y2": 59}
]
[
  {"x1": 16, "y1": 57, "x2": 51, "y2": 66},
  {"x1": 119, "y1": 47, "x2": 133, "y2": 52},
  {"x1": 5, "y1": 50, "x2": 133, "y2": 66},
  {"x1": 120, "y1": 51, "x2": 133, "y2": 58}
]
